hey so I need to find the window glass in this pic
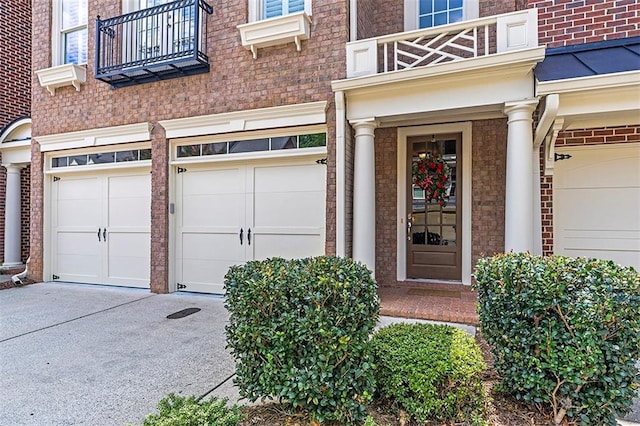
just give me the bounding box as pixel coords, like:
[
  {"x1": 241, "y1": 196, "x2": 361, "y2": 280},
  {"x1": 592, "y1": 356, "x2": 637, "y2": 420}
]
[
  {"x1": 175, "y1": 133, "x2": 325, "y2": 158},
  {"x1": 299, "y1": 133, "x2": 326, "y2": 148},
  {"x1": 139, "y1": 149, "x2": 152, "y2": 160},
  {"x1": 271, "y1": 136, "x2": 297, "y2": 150},
  {"x1": 60, "y1": 0, "x2": 87, "y2": 64},
  {"x1": 116, "y1": 150, "x2": 139, "y2": 162},
  {"x1": 418, "y1": 0, "x2": 464, "y2": 29},
  {"x1": 177, "y1": 145, "x2": 201, "y2": 157},
  {"x1": 89, "y1": 152, "x2": 115, "y2": 164},
  {"x1": 202, "y1": 142, "x2": 228, "y2": 155},
  {"x1": 264, "y1": 0, "x2": 305, "y2": 19},
  {"x1": 229, "y1": 138, "x2": 269, "y2": 153}
]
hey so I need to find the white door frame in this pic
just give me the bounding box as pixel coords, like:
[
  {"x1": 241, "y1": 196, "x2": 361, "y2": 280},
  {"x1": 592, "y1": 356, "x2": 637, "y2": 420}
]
[{"x1": 396, "y1": 122, "x2": 473, "y2": 284}]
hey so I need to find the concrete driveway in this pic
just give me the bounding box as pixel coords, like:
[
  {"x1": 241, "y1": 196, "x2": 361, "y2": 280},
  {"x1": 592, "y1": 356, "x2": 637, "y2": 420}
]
[{"x1": 0, "y1": 282, "x2": 238, "y2": 426}]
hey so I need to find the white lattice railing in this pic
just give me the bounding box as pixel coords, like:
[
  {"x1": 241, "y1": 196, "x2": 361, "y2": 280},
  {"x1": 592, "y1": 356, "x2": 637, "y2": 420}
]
[{"x1": 346, "y1": 9, "x2": 538, "y2": 78}]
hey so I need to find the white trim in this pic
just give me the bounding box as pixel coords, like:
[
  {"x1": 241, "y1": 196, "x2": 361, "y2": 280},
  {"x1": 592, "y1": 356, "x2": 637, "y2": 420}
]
[
  {"x1": 404, "y1": 0, "x2": 479, "y2": 32},
  {"x1": 335, "y1": 91, "x2": 346, "y2": 257},
  {"x1": 35, "y1": 64, "x2": 87, "y2": 96},
  {"x1": 397, "y1": 122, "x2": 472, "y2": 285},
  {"x1": 51, "y1": 0, "x2": 88, "y2": 66},
  {"x1": 171, "y1": 146, "x2": 327, "y2": 166},
  {"x1": 349, "y1": 0, "x2": 357, "y2": 41},
  {"x1": 36, "y1": 122, "x2": 153, "y2": 152},
  {"x1": 536, "y1": 70, "x2": 640, "y2": 95},
  {"x1": 44, "y1": 141, "x2": 153, "y2": 174},
  {"x1": 238, "y1": 12, "x2": 312, "y2": 59},
  {"x1": 0, "y1": 118, "x2": 31, "y2": 165},
  {"x1": 159, "y1": 101, "x2": 328, "y2": 139}
]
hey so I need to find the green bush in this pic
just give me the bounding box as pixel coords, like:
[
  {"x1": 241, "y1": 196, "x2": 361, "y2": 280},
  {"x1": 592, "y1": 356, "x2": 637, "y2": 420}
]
[
  {"x1": 138, "y1": 394, "x2": 242, "y2": 426},
  {"x1": 370, "y1": 323, "x2": 486, "y2": 424},
  {"x1": 224, "y1": 256, "x2": 379, "y2": 424},
  {"x1": 474, "y1": 253, "x2": 640, "y2": 425}
]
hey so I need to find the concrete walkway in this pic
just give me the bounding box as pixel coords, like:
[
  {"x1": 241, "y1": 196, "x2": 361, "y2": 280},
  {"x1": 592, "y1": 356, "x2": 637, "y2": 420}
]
[{"x1": 1, "y1": 282, "x2": 638, "y2": 425}]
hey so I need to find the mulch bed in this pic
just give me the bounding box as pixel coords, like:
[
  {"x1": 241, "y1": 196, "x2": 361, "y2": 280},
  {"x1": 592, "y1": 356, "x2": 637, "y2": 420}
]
[
  {"x1": 238, "y1": 333, "x2": 558, "y2": 425},
  {"x1": 0, "y1": 278, "x2": 37, "y2": 290}
]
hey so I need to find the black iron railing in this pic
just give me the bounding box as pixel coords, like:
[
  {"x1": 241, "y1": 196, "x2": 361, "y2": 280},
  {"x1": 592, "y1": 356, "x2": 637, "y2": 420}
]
[{"x1": 95, "y1": 0, "x2": 213, "y2": 88}]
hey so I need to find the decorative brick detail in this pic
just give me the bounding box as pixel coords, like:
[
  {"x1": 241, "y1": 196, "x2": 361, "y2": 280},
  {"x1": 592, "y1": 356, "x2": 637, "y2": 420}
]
[
  {"x1": 28, "y1": 142, "x2": 44, "y2": 282},
  {"x1": 528, "y1": 0, "x2": 640, "y2": 47},
  {"x1": 150, "y1": 126, "x2": 169, "y2": 293},
  {"x1": 540, "y1": 125, "x2": 640, "y2": 255}
]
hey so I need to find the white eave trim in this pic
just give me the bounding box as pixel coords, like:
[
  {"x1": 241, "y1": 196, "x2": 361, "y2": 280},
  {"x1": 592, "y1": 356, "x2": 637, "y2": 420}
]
[
  {"x1": 159, "y1": 101, "x2": 328, "y2": 139},
  {"x1": 332, "y1": 46, "x2": 546, "y2": 92},
  {"x1": 36, "y1": 122, "x2": 152, "y2": 152},
  {"x1": 537, "y1": 70, "x2": 640, "y2": 95}
]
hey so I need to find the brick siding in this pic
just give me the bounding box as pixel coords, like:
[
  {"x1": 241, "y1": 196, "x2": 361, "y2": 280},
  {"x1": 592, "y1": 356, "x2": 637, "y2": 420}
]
[
  {"x1": 0, "y1": 0, "x2": 31, "y2": 266},
  {"x1": 529, "y1": 0, "x2": 640, "y2": 48},
  {"x1": 31, "y1": 0, "x2": 348, "y2": 289},
  {"x1": 29, "y1": 142, "x2": 44, "y2": 282},
  {"x1": 540, "y1": 125, "x2": 640, "y2": 254}
]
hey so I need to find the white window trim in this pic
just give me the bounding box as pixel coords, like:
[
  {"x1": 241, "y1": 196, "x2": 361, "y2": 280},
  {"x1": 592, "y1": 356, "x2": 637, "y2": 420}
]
[
  {"x1": 248, "y1": 0, "x2": 312, "y2": 22},
  {"x1": 51, "y1": 0, "x2": 88, "y2": 66},
  {"x1": 404, "y1": 0, "x2": 479, "y2": 32}
]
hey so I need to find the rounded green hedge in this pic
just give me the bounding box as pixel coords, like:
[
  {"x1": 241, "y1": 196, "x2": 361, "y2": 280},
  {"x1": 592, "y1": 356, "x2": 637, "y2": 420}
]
[
  {"x1": 224, "y1": 256, "x2": 379, "y2": 424},
  {"x1": 138, "y1": 394, "x2": 242, "y2": 426},
  {"x1": 474, "y1": 253, "x2": 640, "y2": 425},
  {"x1": 370, "y1": 323, "x2": 486, "y2": 424}
]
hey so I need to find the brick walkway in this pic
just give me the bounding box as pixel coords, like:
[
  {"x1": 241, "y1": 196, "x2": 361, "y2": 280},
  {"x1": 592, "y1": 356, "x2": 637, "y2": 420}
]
[{"x1": 378, "y1": 283, "x2": 479, "y2": 325}]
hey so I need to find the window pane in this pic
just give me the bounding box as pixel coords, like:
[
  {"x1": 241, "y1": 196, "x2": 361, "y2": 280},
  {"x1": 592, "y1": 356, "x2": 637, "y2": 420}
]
[
  {"x1": 116, "y1": 151, "x2": 139, "y2": 162},
  {"x1": 64, "y1": 28, "x2": 87, "y2": 64},
  {"x1": 271, "y1": 136, "x2": 296, "y2": 150},
  {"x1": 229, "y1": 139, "x2": 269, "y2": 153},
  {"x1": 434, "y1": 11, "x2": 448, "y2": 26},
  {"x1": 139, "y1": 149, "x2": 152, "y2": 160},
  {"x1": 177, "y1": 145, "x2": 201, "y2": 157},
  {"x1": 202, "y1": 142, "x2": 227, "y2": 155},
  {"x1": 419, "y1": 15, "x2": 433, "y2": 28},
  {"x1": 62, "y1": 0, "x2": 87, "y2": 29},
  {"x1": 52, "y1": 157, "x2": 68, "y2": 168},
  {"x1": 419, "y1": 0, "x2": 433, "y2": 14},
  {"x1": 69, "y1": 155, "x2": 87, "y2": 166},
  {"x1": 449, "y1": 9, "x2": 463, "y2": 23},
  {"x1": 89, "y1": 152, "x2": 115, "y2": 164},
  {"x1": 434, "y1": 0, "x2": 448, "y2": 12},
  {"x1": 450, "y1": 0, "x2": 463, "y2": 8},
  {"x1": 299, "y1": 133, "x2": 326, "y2": 148}
]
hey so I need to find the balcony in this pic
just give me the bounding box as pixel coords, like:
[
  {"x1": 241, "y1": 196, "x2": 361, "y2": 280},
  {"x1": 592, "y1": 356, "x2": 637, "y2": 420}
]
[
  {"x1": 344, "y1": 9, "x2": 539, "y2": 79},
  {"x1": 95, "y1": 0, "x2": 213, "y2": 88}
]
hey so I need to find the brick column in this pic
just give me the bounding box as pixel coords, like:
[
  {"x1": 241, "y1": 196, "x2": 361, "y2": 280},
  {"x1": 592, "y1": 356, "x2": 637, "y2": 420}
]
[
  {"x1": 29, "y1": 141, "x2": 44, "y2": 281},
  {"x1": 150, "y1": 125, "x2": 169, "y2": 293}
]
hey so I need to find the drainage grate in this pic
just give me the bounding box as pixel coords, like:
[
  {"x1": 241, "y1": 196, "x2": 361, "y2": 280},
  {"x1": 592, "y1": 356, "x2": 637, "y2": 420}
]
[{"x1": 166, "y1": 307, "x2": 201, "y2": 319}]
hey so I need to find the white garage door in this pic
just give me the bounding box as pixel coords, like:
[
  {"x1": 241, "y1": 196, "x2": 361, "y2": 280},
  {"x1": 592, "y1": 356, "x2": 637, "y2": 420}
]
[
  {"x1": 554, "y1": 143, "x2": 640, "y2": 271},
  {"x1": 175, "y1": 158, "x2": 326, "y2": 293},
  {"x1": 50, "y1": 171, "x2": 151, "y2": 287}
]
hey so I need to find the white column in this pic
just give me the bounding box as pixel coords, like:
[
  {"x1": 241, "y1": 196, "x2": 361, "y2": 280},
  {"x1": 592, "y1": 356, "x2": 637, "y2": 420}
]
[
  {"x1": 352, "y1": 119, "x2": 378, "y2": 274},
  {"x1": 3, "y1": 164, "x2": 24, "y2": 267},
  {"x1": 504, "y1": 99, "x2": 539, "y2": 253}
]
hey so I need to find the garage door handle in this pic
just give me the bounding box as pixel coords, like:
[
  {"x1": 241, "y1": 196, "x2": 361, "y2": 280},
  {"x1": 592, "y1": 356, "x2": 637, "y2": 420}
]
[
  {"x1": 239, "y1": 228, "x2": 243, "y2": 245},
  {"x1": 97, "y1": 228, "x2": 102, "y2": 242},
  {"x1": 248, "y1": 229, "x2": 251, "y2": 245},
  {"x1": 103, "y1": 228, "x2": 107, "y2": 242}
]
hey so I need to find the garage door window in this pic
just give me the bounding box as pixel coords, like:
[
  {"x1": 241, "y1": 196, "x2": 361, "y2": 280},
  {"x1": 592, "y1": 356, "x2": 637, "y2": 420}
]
[
  {"x1": 52, "y1": 148, "x2": 151, "y2": 168},
  {"x1": 176, "y1": 132, "x2": 325, "y2": 158}
]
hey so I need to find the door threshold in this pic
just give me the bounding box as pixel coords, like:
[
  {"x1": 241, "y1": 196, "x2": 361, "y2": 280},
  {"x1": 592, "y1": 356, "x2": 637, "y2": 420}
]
[{"x1": 402, "y1": 278, "x2": 467, "y2": 286}]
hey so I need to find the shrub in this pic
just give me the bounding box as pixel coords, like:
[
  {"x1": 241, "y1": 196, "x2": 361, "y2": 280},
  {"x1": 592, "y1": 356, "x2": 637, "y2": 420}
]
[
  {"x1": 224, "y1": 256, "x2": 379, "y2": 424},
  {"x1": 370, "y1": 323, "x2": 486, "y2": 424},
  {"x1": 138, "y1": 394, "x2": 242, "y2": 426},
  {"x1": 474, "y1": 253, "x2": 640, "y2": 425}
]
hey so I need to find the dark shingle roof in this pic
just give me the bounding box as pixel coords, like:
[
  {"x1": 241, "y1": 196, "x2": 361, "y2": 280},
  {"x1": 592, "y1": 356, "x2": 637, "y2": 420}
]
[{"x1": 534, "y1": 37, "x2": 640, "y2": 82}]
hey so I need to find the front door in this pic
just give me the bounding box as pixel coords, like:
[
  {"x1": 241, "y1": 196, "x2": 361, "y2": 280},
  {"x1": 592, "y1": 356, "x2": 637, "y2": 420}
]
[{"x1": 406, "y1": 133, "x2": 461, "y2": 280}]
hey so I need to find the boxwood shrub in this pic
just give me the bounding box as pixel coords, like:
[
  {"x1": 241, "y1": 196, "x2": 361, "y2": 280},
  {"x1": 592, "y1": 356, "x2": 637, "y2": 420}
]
[
  {"x1": 224, "y1": 256, "x2": 379, "y2": 424},
  {"x1": 370, "y1": 323, "x2": 486, "y2": 424},
  {"x1": 474, "y1": 253, "x2": 640, "y2": 425},
  {"x1": 138, "y1": 394, "x2": 242, "y2": 426}
]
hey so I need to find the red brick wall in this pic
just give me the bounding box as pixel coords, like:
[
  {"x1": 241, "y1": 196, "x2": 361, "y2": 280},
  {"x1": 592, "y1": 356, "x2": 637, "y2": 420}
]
[
  {"x1": 529, "y1": 0, "x2": 640, "y2": 48},
  {"x1": 540, "y1": 125, "x2": 640, "y2": 254},
  {"x1": 31, "y1": 1, "x2": 348, "y2": 288},
  {"x1": 29, "y1": 142, "x2": 44, "y2": 282},
  {"x1": 0, "y1": 0, "x2": 31, "y2": 266}
]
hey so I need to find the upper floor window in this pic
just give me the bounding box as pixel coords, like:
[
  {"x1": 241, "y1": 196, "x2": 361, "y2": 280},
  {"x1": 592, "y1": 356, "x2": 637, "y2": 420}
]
[
  {"x1": 54, "y1": 0, "x2": 88, "y2": 65},
  {"x1": 405, "y1": 0, "x2": 478, "y2": 31},
  {"x1": 248, "y1": 0, "x2": 311, "y2": 22}
]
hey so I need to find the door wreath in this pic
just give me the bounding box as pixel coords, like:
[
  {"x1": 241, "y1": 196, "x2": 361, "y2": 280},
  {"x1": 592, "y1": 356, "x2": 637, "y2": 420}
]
[{"x1": 412, "y1": 152, "x2": 450, "y2": 206}]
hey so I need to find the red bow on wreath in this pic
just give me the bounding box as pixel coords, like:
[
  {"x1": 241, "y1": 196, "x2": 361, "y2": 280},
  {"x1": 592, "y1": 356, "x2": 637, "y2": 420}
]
[{"x1": 412, "y1": 153, "x2": 450, "y2": 207}]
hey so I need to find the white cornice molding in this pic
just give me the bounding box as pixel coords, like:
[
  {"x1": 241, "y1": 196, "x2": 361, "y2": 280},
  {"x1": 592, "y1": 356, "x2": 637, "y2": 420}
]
[
  {"x1": 536, "y1": 70, "x2": 640, "y2": 95},
  {"x1": 35, "y1": 122, "x2": 152, "y2": 152},
  {"x1": 159, "y1": 101, "x2": 328, "y2": 139},
  {"x1": 332, "y1": 46, "x2": 546, "y2": 92}
]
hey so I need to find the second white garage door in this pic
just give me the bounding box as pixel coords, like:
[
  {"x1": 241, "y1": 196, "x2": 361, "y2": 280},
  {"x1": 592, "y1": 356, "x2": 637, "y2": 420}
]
[
  {"x1": 554, "y1": 143, "x2": 640, "y2": 271},
  {"x1": 175, "y1": 158, "x2": 326, "y2": 293}
]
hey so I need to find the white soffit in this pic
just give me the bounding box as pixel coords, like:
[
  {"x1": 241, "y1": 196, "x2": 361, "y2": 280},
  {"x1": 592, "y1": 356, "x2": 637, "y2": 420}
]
[
  {"x1": 159, "y1": 101, "x2": 328, "y2": 139},
  {"x1": 537, "y1": 71, "x2": 640, "y2": 130},
  {"x1": 36, "y1": 122, "x2": 152, "y2": 152},
  {"x1": 0, "y1": 118, "x2": 32, "y2": 164}
]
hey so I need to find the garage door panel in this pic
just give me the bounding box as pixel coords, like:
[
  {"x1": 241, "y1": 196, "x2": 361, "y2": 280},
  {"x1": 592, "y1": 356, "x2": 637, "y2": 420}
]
[
  {"x1": 182, "y1": 168, "x2": 243, "y2": 195},
  {"x1": 56, "y1": 233, "x2": 101, "y2": 281},
  {"x1": 182, "y1": 233, "x2": 244, "y2": 261},
  {"x1": 181, "y1": 258, "x2": 236, "y2": 293},
  {"x1": 252, "y1": 234, "x2": 323, "y2": 260},
  {"x1": 182, "y1": 193, "x2": 244, "y2": 228},
  {"x1": 253, "y1": 191, "x2": 325, "y2": 228},
  {"x1": 555, "y1": 144, "x2": 640, "y2": 271},
  {"x1": 254, "y1": 164, "x2": 326, "y2": 193}
]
